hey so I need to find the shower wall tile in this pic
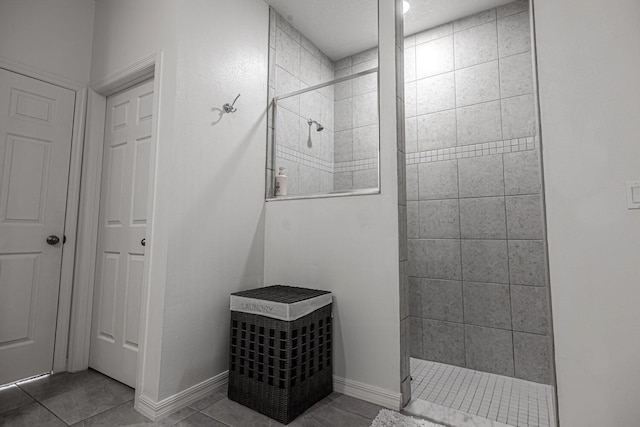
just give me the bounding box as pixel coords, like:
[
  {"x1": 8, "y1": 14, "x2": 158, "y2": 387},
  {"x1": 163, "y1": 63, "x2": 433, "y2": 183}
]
[
  {"x1": 352, "y1": 92, "x2": 378, "y2": 128},
  {"x1": 424, "y1": 239, "x2": 462, "y2": 280},
  {"x1": 497, "y1": 11, "x2": 531, "y2": 58},
  {"x1": 276, "y1": 13, "x2": 300, "y2": 42},
  {"x1": 408, "y1": 239, "x2": 461, "y2": 280},
  {"x1": 275, "y1": 107, "x2": 300, "y2": 149},
  {"x1": 352, "y1": 47, "x2": 378, "y2": 65},
  {"x1": 405, "y1": 81, "x2": 417, "y2": 118},
  {"x1": 419, "y1": 199, "x2": 460, "y2": 239},
  {"x1": 459, "y1": 197, "x2": 507, "y2": 239},
  {"x1": 275, "y1": 67, "x2": 300, "y2": 114},
  {"x1": 275, "y1": 27, "x2": 300, "y2": 77},
  {"x1": 333, "y1": 172, "x2": 352, "y2": 191},
  {"x1": 405, "y1": 117, "x2": 418, "y2": 153},
  {"x1": 269, "y1": 8, "x2": 276, "y2": 48},
  {"x1": 461, "y1": 239, "x2": 509, "y2": 284},
  {"x1": 508, "y1": 240, "x2": 547, "y2": 287},
  {"x1": 417, "y1": 110, "x2": 457, "y2": 151},
  {"x1": 506, "y1": 194, "x2": 544, "y2": 239},
  {"x1": 417, "y1": 72, "x2": 455, "y2": 114},
  {"x1": 418, "y1": 160, "x2": 459, "y2": 200},
  {"x1": 499, "y1": 52, "x2": 533, "y2": 98},
  {"x1": 415, "y1": 23, "x2": 453, "y2": 44},
  {"x1": 453, "y1": 9, "x2": 496, "y2": 32},
  {"x1": 458, "y1": 155, "x2": 505, "y2": 198},
  {"x1": 300, "y1": 34, "x2": 321, "y2": 61},
  {"x1": 334, "y1": 79, "x2": 352, "y2": 101},
  {"x1": 300, "y1": 48, "x2": 321, "y2": 86},
  {"x1": 352, "y1": 60, "x2": 378, "y2": 96},
  {"x1": 334, "y1": 56, "x2": 351, "y2": 70},
  {"x1": 334, "y1": 130, "x2": 353, "y2": 163},
  {"x1": 465, "y1": 325, "x2": 515, "y2": 377},
  {"x1": 409, "y1": 278, "x2": 423, "y2": 317},
  {"x1": 463, "y1": 282, "x2": 511, "y2": 329},
  {"x1": 353, "y1": 124, "x2": 379, "y2": 159},
  {"x1": 497, "y1": 0, "x2": 528, "y2": 19},
  {"x1": 502, "y1": 94, "x2": 536, "y2": 139},
  {"x1": 334, "y1": 99, "x2": 353, "y2": 131},
  {"x1": 399, "y1": 205, "x2": 408, "y2": 262},
  {"x1": 503, "y1": 150, "x2": 541, "y2": 195},
  {"x1": 415, "y1": 35, "x2": 454, "y2": 79},
  {"x1": 408, "y1": 201, "x2": 420, "y2": 239},
  {"x1": 406, "y1": 164, "x2": 419, "y2": 201},
  {"x1": 423, "y1": 319, "x2": 466, "y2": 367},
  {"x1": 298, "y1": 164, "x2": 321, "y2": 194},
  {"x1": 421, "y1": 279, "x2": 464, "y2": 323},
  {"x1": 455, "y1": 61, "x2": 500, "y2": 107},
  {"x1": 404, "y1": 46, "x2": 416, "y2": 83},
  {"x1": 453, "y1": 22, "x2": 498, "y2": 69},
  {"x1": 320, "y1": 171, "x2": 333, "y2": 192},
  {"x1": 405, "y1": 35, "x2": 416, "y2": 49},
  {"x1": 511, "y1": 285, "x2": 550, "y2": 335},
  {"x1": 513, "y1": 332, "x2": 551, "y2": 383},
  {"x1": 269, "y1": 47, "x2": 276, "y2": 89},
  {"x1": 353, "y1": 168, "x2": 378, "y2": 189},
  {"x1": 410, "y1": 317, "x2": 423, "y2": 358},
  {"x1": 456, "y1": 100, "x2": 502, "y2": 145}
]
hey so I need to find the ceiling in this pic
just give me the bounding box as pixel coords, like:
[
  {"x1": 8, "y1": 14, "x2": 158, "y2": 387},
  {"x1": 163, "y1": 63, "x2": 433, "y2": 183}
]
[{"x1": 263, "y1": 0, "x2": 515, "y2": 60}]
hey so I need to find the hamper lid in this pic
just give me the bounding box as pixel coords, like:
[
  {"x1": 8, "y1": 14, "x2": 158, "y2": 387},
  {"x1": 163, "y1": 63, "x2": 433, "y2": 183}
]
[{"x1": 230, "y1": 285, "x2": 331, "y2": 321}]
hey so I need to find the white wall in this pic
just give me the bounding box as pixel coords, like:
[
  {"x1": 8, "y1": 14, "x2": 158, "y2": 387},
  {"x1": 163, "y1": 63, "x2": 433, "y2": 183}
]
[
  {"x1": 0, "y1": 0, "x2": 94, "y2": 83},
  {"x1": 263, "y1": 0, "x2": 402, "y2": 403},
  {"x1": 91, "y1": 0, "x2": 268, "y2": 403},
  {"x1": 534, "y1": 0, "x2": 640, "y2": 425}
]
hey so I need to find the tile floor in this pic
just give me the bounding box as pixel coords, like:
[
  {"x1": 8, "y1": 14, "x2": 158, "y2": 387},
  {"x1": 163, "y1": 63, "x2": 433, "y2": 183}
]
[
  {"x1": 0, "y1": 369, "x2": 385, "y2": 426},
  {"x1": 410, "y1": 358, "x2": 556, "y2": 427}
]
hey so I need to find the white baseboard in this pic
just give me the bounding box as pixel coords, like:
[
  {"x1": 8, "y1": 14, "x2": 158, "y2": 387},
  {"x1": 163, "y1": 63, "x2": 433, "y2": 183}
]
[
  {"x1": 136, "y1": 370, "x2": 228, "y2": 421},
  {"x1": 333, "y1": 375, "x2": 402, "y2": 411}
]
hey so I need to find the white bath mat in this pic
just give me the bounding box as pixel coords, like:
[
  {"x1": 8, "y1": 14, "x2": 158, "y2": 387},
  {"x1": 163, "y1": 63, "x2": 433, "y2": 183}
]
[{"x1": 370, "y1": 409, "x2": 447, "y2": 427}]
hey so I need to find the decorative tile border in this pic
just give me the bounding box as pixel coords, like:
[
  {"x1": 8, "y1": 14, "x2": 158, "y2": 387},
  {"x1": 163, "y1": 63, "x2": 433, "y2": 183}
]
[
  {"x1": 334, "y1": 158, "x2": 378, "y2": 173},
  {"x1": 406, "y1": 136, "x2": 539, "y2": 165},
  {"x1": 275, "y1": 145, "x2": 333, "y2": 173}
]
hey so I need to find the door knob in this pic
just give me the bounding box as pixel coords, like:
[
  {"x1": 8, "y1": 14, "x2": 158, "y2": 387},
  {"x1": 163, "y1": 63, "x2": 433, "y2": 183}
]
[
  {"x1": 141, "y1": 238, "x2": 146, "y2": 247},
  {"x1": 46, "y1": 235, "x2": 60, "y2": 245}
]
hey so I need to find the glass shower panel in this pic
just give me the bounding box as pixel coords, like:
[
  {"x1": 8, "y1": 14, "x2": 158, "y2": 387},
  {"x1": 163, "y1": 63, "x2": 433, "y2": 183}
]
[{"x1": 271, "y1": 71, "x2": 379, "y2": 198}]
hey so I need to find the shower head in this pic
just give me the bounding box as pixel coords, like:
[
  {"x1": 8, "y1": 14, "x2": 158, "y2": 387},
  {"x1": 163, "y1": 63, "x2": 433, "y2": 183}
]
[{"x1": 307, "y1": 118, "x2": 324, "y2": 132}]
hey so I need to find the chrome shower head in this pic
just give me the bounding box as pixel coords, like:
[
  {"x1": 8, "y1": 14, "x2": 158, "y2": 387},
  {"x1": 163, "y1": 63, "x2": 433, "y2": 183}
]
[{"x1": 307, "y1": 118, "x2": 324, "y2": 132}]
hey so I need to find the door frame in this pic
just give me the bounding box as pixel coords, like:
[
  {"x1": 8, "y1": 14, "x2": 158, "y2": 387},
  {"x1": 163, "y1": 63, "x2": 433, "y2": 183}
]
[
  {"x1": 0, "y1": 56, "x2": 87, "y2": 375},
  {"x1": 66, "y1": 52, "x2": 163, "y2": 401}
]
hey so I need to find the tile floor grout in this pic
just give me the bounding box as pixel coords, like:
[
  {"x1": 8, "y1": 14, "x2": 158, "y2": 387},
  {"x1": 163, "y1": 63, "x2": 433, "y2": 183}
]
[{"x1": 411, "y1": 358, "x2": 556, "y2": 427}]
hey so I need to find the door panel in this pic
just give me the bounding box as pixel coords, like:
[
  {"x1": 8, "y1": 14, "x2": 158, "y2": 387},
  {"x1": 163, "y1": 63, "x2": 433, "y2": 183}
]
[
  {"x1": 89, "y1": 79, "x2": 153, "y2": 388},
  {"x1": 0, "y1": 68, "x2": 75, "y2": 385}
]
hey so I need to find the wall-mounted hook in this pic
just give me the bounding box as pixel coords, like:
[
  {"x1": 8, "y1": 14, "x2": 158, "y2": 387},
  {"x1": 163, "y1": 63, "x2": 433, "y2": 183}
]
[{"x1": 223, "y1": 94, "x2": 241, "y2": 113}]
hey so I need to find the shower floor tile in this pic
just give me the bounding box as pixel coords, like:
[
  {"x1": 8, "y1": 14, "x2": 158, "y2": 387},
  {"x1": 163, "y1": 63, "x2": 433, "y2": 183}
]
[{"x1": 410, "y1": 358, "x2": 556, "y2": 427}]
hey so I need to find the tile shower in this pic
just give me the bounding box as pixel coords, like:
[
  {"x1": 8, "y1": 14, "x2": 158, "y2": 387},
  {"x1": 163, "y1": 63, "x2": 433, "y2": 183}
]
[
  {"x1": 266, "y1": 0, "x2": 554, "y2": 424},
  {"x1": 266, "y1": 10, "x2": 380, "y2": 197},
  {"x1": 405, "y1": 0, "x2": 554, "y2": 387}
]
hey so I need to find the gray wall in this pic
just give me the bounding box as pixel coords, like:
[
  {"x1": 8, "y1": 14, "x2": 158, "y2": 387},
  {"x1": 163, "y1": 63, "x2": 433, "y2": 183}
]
[
  {"x1": 268, "y1": 9, "x2": 335, "y2": 196},
  {"x1": 406, "y1": 0, "x2": 553, "y2": 384}
]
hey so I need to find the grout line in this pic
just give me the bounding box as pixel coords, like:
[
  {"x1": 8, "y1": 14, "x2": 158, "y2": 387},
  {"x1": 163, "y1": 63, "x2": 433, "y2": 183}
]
[{"x1": 37, "y1": 401, "x2": 70, "y2": 427}]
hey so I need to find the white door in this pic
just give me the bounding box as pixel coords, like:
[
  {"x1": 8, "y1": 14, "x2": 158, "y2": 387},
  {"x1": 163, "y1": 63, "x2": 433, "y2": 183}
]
[
  {"x1": 0, "y1": 69, "x2": 75, "y2": 385},
  {"x1": 89, "y1": 80, "x2": 154, "y2": 388}
]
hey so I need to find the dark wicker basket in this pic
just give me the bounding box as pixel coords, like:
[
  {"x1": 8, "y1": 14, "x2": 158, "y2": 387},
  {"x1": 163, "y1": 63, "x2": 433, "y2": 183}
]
[{"x1": 228, "y1": 286, "x2": 333, "y2": 424}]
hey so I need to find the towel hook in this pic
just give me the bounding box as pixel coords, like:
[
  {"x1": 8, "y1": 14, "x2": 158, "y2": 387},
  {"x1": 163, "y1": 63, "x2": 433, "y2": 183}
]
[{"x1": 223, "y1": 94, "x2": 241, "y2": 113}]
